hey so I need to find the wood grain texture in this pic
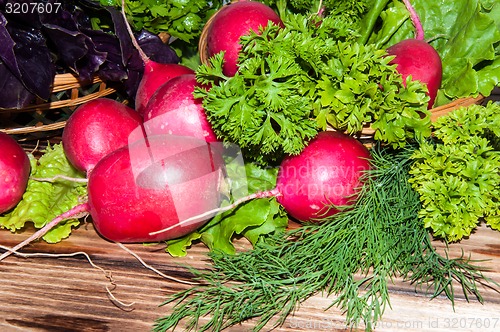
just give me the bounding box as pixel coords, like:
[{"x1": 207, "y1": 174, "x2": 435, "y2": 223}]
[{"x1": 0, "y1": 222, "x2": 499, "y2": 332}]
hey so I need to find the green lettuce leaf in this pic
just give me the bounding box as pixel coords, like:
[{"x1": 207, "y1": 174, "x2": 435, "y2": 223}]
[{"x1": 0, "y1": 144, "x2": 87, "y2": 243}]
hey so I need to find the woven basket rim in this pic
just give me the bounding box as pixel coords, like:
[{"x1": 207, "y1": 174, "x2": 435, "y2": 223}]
[
  {"x1": 0, "y1": 72, "x2": 117, "y2": 135},
  {"x1": 0, "y1": 73, "x2": 116, "y2": 113}
]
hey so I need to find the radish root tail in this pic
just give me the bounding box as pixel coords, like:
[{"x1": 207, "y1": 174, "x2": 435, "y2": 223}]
[
  {"x1": 116, "y1": 242, "x2": 200, "y2": 285},
  {"x1": 149, "y1": 187, "x2": 281, "y2": 236},
  {"x1": 0, "y1": 202, "x2": 90, "y2": 261},
  {"x1": 0, "y1": 245, "x2": 135, "y2": 311}
]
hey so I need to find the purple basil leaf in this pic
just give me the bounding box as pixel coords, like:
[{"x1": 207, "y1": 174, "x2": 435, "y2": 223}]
[
  {"x1": 40, "y1": 4, "x2": 107, "y2": 83},
  {"x1": 0, "y1": 61, "x2": 35, "y2": 109},
  {"x1": 0, "y1": 12, "x2": 54, "y2": 104},
  {"x1": 106, "y1": 6, "x2": 134, "y2": 68},
  {"x1": 0, "y1": 13, "x2": 21, "y2": 79},
  {"x1": 137, "y1": 30, "x2": 179, "y2": 64},
  {"x1": 8, "y1": 23, "x2": 55, "y2": 100},
  {"x1": 83, "y1": 28, "x2": 128, "y2": 82}
]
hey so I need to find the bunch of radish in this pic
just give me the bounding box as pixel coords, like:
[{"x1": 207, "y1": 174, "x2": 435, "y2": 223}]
[{"x1": 1, "y1": 0, "x2": 440, "y2": 257}]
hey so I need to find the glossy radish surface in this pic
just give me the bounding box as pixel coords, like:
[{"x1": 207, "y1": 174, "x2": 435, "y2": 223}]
[
  {"x1": 387, "y1": 39, "x2": 442, "y2": 108},
  {"x1": 275, "y1": 131, "x2": 372, "y2": 222},
  {"x1": 62, "y1": 98, "x2": 143, "y2": 173},
  {"x1": 205, "y1": 1, "x2": 284, "y2": 76},
  {"x1": 135, "y1": 63, "x2": 194, "y2": 116},
  {"x1": 386, "y1": 0, "x2": 442, "y2": 108},
  {"x1": 143, "y1": 74, "x2": 218, "y2": 142},
  {"x1": 87, "y1": 135, "x2": 224, "y2": 243},
  {"x1": 0, "y1": 132, "x2": 30, "y2": 214}
]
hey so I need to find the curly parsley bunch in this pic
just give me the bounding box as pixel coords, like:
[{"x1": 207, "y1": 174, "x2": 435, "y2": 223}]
[{"x1": 409, "y1": 102, "x2": 500, "y2": 242}]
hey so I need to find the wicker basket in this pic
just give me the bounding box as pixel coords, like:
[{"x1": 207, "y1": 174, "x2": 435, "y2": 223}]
[{"x1": 0, "y1": 73, "x2": 116, "y2": 136}]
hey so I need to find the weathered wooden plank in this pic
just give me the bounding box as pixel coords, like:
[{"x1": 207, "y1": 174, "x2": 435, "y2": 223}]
[{"x1": 0, "y1": 222, "x2": 499, "y2": 332}]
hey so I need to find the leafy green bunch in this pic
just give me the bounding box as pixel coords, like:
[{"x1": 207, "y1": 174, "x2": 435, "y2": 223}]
[
  {"x1": 100, "y1": 0, "x2": 223, "y2": 42},
  {"x1": 409, "y1": 102, "x2": 500, "y2": 242},
  {"x1": 155, "y1": 145, "x2": 494, "y2": 332},
  {"x1": 264, "y1": 0, "x2": 368, "y2": 20},
  {"x1": 196, "y1": 14, "x2": 430, "y2": 163}
]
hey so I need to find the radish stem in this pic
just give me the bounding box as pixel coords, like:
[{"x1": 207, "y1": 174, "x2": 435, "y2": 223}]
[
  {"x1": 402, "y1": 0, "x2": 424, "y2": 40},
  {"x1": 121, "y1": 0, "x2": 149, "y2": 62},
  {"x1": 0, "y1": 203, "x2": 90, "y2": 261},
  {"x1": 31, "y1": 175, "x2": 89, "y2": 183},
  {"x1": 149, "y1": 188, "x2": 281, "y2": 236}
]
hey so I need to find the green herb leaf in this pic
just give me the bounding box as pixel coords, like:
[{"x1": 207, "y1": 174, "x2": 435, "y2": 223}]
[
  {"x1": 103, "y1": 0, "x2": 224, "y2": 42},
  {"x1": 196, "y1": 15, "x2": 431, "y2": 163},
  {"x1": 409, "y1": 102, "x2": 500, "y2": 241}
]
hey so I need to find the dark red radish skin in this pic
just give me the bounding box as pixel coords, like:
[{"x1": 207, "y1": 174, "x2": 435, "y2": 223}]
[
  {"x1": 62, "y1": 98, "x2": 143, "y2": 173},
  {"x1": 205, "y1": 1, "x2": 284, "y2": 76},
  {"x1": 0, "y1": 132, "x2": 30, "y2": 214},
  {"x1": 387, "y1": 39, "x2": 442, "y2": 108},
  {"x1": 87, "y1": 135, "x2": 224, "y2": 243},
  {"x1": 275, "y1": 131, "x2": 371, "y2": 222},
  {"x1": 135, "y1": 63, "x2": 194, "y2": 116},
  {"x1": 143, "y1": 74, "x2": 218, "y2": 142},
  {"x1": 386, "y1": 0, "x2": 442, "y2": 108},
  {"x1": 0, "y1": 135, "x2": 224, "y2": 258}
]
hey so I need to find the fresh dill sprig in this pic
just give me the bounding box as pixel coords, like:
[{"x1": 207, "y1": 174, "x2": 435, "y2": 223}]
[{"x1": 154, "y1": 145, "x2": 496, "y2": 332}]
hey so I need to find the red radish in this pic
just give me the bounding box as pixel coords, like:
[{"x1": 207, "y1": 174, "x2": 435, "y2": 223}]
[
  {"x1": 204, "y1": 1, "x2": 284, "y2": 76},
  {"x1": 0, "y1": 131, "x2": 369, "y2": 259},
  {"x1": 62, "y1": 98, "x2": 143, "y2": 173},
  {"x1": 150, "y1": 131, "x2": 371, "y2": 237},
  {"x1": 0, "y1": 133, "x2": 30, "y2": 214},
  {"x1": 135, "y1": 63, "x2": 194, "y2": 116},
  {"x1": 0, "y1": 135, "x2": 225, "y2": 256},
  {"x1": 386, "y1": 0, "x2": 442, "y2": 108},
  {"x1": 87, "y1": 135, "x2": 224, "y2": 242},
  {"x1": 143, "y1": 74, "x2": 218, "y2": 142},
  {"x1": 275, "y1": 131, "x2": 371, "y2": 221}
]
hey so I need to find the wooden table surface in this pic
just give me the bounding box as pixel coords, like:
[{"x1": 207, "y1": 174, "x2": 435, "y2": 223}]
[{"x1": 1, "y1": 220, "x2": 499, "y2": 332}]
